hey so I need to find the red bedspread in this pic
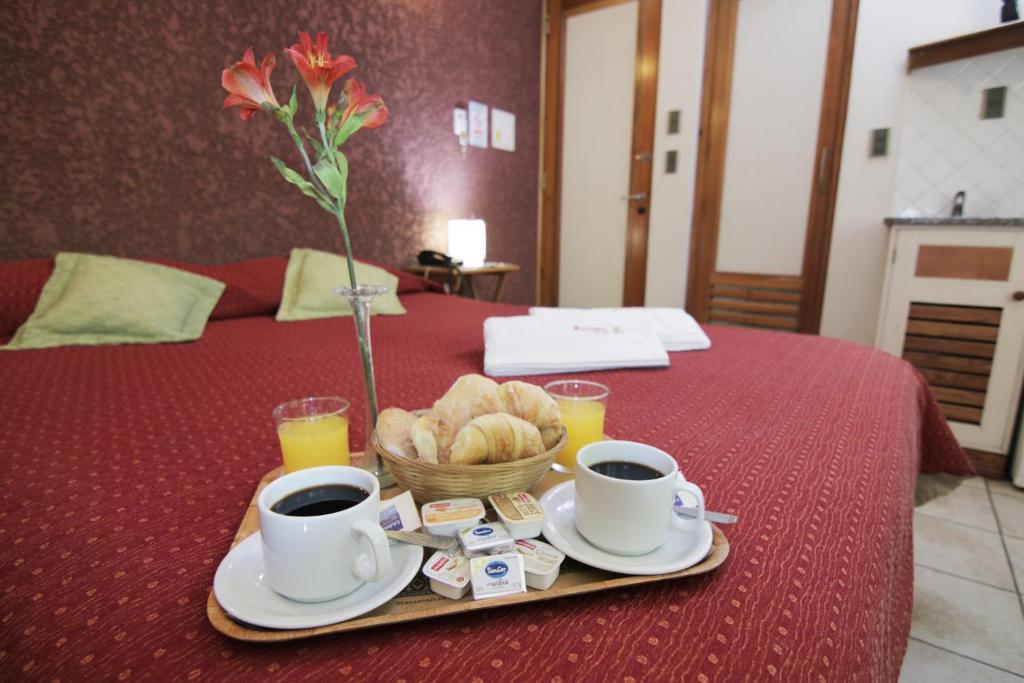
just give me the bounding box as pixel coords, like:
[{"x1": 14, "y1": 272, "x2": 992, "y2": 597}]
[{"x1": 0, "y1": 293, "x2": 970, "y2": 681}]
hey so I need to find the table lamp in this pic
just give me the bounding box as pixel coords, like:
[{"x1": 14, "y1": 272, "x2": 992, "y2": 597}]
[{"x1": 447, "y1": 219, "x2": 486, "y2": 267}]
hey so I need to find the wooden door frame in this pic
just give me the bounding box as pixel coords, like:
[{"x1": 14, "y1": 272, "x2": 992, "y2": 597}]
[
  {"x1": 683, "y1": 0, "x2": 738, "y2": 322},
  {"x1": 684, "y1": 0, "x2": 859, "y2": 333},
  {"x1": 537, "y1": 0, "x2": 662, "y2": 307},
  {"x1": 798, "y1": 0, "x2": 858, "y2": 333}
]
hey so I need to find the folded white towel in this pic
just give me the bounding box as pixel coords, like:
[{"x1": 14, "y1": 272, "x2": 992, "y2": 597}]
[
  {"x1": 529, "y1": 307, "x2": 711, "y2": 352},
  {"x1": 483, "y1": 315, "x2": 669, "y2": 377}
]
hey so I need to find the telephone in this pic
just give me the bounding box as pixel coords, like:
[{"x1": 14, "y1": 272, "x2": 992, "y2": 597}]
[{"x1": 417, "y1": 250, "x2": 462, "y2": 268}]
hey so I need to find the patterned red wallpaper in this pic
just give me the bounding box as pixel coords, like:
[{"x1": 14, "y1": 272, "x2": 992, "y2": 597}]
[{"x1": 0, "y1": 0, "x2": 542, "y2": 304}]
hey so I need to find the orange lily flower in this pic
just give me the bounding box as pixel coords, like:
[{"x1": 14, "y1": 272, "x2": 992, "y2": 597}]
[
  {"x1": 285, "y1": 32, "x2": 356, "y2": 113},
  {"x1": 221, "y1": 49, "x2": 280, "y2": 120},
  {"x1": 326, "y1": 78, "x2": 389, "y2": 147},
  {"x1": 340, "y1": 78, "x2": 388, "y2": 130}
]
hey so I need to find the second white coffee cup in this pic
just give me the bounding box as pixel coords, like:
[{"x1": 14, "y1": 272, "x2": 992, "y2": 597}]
[
  {"x1": 574, "y1": 441, "x2": 705, "y2": 556},
  {"x1": 258, "y1": 465, "x2": 392, "y2": 602}
]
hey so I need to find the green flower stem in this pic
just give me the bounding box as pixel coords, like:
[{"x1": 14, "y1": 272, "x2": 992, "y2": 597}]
[
  {"x1": 317, "y1": 119, "x2": 335, "y2": 165},
  {"x1": 283, "y1": 116, "x2": 331, "y2": 201},
  {"x1": 314, "y1": 118, "x2": 379, "y2": 432},
  {"x1": 333, "y1": 205, "x2": 379, "y2": 427}
]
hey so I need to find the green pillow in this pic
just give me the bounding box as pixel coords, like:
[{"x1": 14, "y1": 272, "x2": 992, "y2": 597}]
[
  {"x1": 3, "y1": 253, "x2": 225, "y2": 350},
  {"x1": 276, "y1": 248, "x2": 406, "y2": 321}
]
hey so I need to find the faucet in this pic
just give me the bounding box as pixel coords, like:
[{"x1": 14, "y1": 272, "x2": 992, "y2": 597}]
[{"x1": 952, "y1": 191, "x2": 965, "y2": 218}]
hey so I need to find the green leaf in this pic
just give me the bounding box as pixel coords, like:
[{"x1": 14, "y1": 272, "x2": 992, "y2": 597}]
[
  {"x1": 309, "y1": 137, "x2": 325, "y2": 160},
  {"x1": 336, "y1": 151, "x2": 349, "y2": 187},
  {"x1": 288, "y1": 85, "x2": 298, "y2": 116},
  {"x1": 332, "y1": 116, "x2": 363, "y2": 148},
  {"x1": 313, "y1": 157, "x2": 347, "y2": 201},
  {"x1": 333, "y1": 152, "x2": 349, "y2": 206},
  {"x1": 269, "y1": 156, "x2": 335, "y2": 213}
]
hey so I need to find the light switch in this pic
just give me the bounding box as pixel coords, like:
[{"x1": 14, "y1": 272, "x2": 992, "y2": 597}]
[
  {"x1": 982, "y1": 86, "x2": 1006, "y2": 119},
  {"x1": 870, "y1": 128, "x2": 889, "y2": 157},
  {"x1": 667, "y1": 110, "x2": 681, "y2": 134}
]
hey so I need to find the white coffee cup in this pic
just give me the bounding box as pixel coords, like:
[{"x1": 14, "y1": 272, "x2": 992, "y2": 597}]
[
  {"x1": 574, "y1": 441, "x2": 705, "y2": 556},
  {"x1": 257, "y1": 465, "x2": 392, "y2": 602}
]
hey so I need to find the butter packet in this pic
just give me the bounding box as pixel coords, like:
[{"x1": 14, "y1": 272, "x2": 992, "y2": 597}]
[
  {"x1": 421, "y1": 498, "x2": 486, "y2": 537},
  {"x1": 470, "y1": 552, "x2": 527, "y2": 600},
  {"x1": 422, "y1": 547, "x2": 471, "y2": 600},
  {"x1": 488, "y1": 492, "x2": 545, "y2": 540},
  {"x1": 459, "y1": 522, "x2": 514, "y2": 554},
  {"x1": 515, "y1": 538, "x2": 565, "y2": 590}
]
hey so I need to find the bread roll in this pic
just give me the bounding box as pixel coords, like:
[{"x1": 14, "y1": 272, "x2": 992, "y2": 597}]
[
  {"x1": 432, "y1": 374, "x2": 503, "y2": 433},
  {"x1": 450, "y1": 413, "x2": 545, "y2": 465},
  {"x1": 498, "y1": 380, "x2": 563, "y2": 450},
  {"x1": 376, "y1": 407, "x2": 418, "y2": 459},
  {"x1": 410, "y1": 413, "x2": 456, "y2": 464}
]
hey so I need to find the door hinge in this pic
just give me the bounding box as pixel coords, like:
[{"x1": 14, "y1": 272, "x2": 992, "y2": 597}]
[
  {"x1": 544, "y1": 14, "x2": 551, "y2": 36},
  {"x1": 542, "y1": 172, "x2": 548, "y2": 193},
  {"x1": 891, "y1": 247, "x2": 897, "y2": 264}
]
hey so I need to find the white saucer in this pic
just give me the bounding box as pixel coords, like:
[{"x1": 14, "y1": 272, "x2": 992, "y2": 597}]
[
  {"x1": 539, "y1": 481, "x2": 713, "y2": 575},
  {"x1": 213, "y1": 532, "x2": 423, "y2": 630}
]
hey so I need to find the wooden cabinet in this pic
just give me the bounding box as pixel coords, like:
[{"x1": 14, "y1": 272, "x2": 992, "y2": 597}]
[{"x1": 876, "y1": 223, "x2": 1024, "y2": 459}]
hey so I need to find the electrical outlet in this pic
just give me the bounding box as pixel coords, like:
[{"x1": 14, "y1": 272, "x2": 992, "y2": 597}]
[{"x1": 870, "y1": 128, "x2": 889, "y2": 157}]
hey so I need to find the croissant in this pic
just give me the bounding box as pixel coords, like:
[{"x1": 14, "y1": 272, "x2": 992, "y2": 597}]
[
  {"x1": 431, "y1": 374, "x2": 504, "y2": 434},
  {"x1": 450, "y1": 413, "x2": 545, "y2": 465},
  {"x1": 498, "y1": 381, "x2": 563, "y2": 450},
  {"x1": 376, "y1": 407, "x2": 418, "y2": 459},
  {"x1": 410, "y1": 413, "x2": 456, "y2": 464}
]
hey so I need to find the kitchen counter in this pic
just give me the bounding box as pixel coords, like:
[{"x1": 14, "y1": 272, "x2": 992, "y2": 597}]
[{"x1": 884, "y1": 217, "x2": 1024, "y2": 227}]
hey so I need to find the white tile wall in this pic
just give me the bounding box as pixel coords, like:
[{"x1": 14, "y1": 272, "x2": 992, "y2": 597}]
[{"x1": 892, "y1": 47, "x2": 1024, "y2": 218}]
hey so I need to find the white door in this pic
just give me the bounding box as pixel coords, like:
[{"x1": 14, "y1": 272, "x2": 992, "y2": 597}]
[
  {"x1": 558, "y1": 0, "x2": 638, "y2": 308},
  {"x1": 715, "y1": 0, "x2": 832, "y2": 278}
]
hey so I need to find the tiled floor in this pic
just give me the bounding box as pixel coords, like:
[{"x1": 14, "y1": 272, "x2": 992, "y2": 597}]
[{"x1": 900, "y1": 477, "x2": 1024, "y2": 681}]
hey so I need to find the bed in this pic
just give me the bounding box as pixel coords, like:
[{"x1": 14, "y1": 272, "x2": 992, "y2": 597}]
[{"x1": 0, "y1": 258, "x2": 972, "y2": 681}]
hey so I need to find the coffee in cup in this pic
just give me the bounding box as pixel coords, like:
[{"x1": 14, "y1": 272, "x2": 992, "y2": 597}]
[
  {"x1": 588, "y1": 460, "x2": 664, "y2": 481},
  {"x1": 271, "y1": 484, "x2": 369, "y2": 516},
  {"x1": 258, "y1": 465, "x2": 392, "y2": 602},
  {"x1": 574, "y1": 441, "x2": 705, "y2": 556}
]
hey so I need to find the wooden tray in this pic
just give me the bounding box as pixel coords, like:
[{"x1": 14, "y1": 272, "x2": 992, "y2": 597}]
[{"x1": 207, "y1": 459, "x2": 730, "y2": 642}]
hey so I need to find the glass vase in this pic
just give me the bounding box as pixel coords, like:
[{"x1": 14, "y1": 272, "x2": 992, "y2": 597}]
[{"x1": 337, "y1": 283, "x2": 393, "y2": 488}]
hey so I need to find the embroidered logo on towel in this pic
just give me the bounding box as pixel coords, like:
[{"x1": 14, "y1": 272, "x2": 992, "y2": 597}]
[{"x1": 572, "y1": 325, "x2": 625, "y2": 335}]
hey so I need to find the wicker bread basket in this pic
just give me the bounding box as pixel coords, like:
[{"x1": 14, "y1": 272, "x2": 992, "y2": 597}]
[{"x1": 373, "y1": 426, "x2": 567, "y2": 504}]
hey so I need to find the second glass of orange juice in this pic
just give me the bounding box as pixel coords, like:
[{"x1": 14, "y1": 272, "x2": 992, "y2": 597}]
[
  {"x1": 272, "y1": 397, "x2": 351, "y2": 473},
  {"x1": 544, "y1": 380, "x2": 609, "y2": 472}
]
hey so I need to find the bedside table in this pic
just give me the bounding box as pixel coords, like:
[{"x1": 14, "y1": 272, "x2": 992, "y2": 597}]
[{"x1": 404, "y1": 262, "x2": 520, "y2": 302}]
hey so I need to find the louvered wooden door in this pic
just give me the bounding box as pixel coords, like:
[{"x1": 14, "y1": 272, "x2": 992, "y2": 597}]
[
  {"x1": 877, "y1": 226, "x2": 1024, "y2": 454},
  {"x1": 708, "y1": 273, "x2": 803, "y2": 331},
  {"x1": 684, "y1": 0, "x2": 858, "y2": 334}
]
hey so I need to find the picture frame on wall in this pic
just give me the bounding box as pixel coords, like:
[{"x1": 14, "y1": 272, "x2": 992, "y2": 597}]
[{"x1": 491, "y1": 108, "x2": 515, "y2": 152}]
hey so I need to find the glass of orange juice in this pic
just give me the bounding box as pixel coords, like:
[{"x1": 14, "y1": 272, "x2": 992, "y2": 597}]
[
  {"x1": 544, "y1": 380, "x2": 609, "y2": 473},
  {"x1": 272, "y1": 397, "x2": 351, "y2": 473}
]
